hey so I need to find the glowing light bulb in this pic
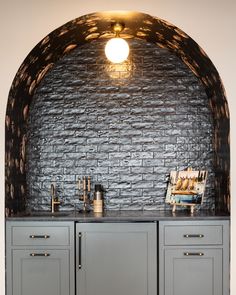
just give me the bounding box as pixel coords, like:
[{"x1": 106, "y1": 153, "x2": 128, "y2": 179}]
[{"x1": 105, "y1": 37, "x2": 129, "y2": 63}]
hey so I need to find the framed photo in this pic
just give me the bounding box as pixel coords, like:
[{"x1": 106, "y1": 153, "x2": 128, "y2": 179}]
[{"x1": 166, "y1": 169, "x2": 207, "y2": 209}]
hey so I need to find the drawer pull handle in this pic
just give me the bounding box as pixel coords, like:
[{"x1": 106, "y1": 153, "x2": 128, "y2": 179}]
[
  {"x1": 79, "y1": 232, "x2": 82, "y2": 270},
  {"x1": 29, "y1": 235, "x2": 50, "y2": 239},
  {"x1": 184, "y1": 252, "x2": 204, "y2": 256},
  {"x1": 183, "y1": 234, "x2": 204, "y2": 238},
  {"x1": 30, "y1": 253, "x2": 50, "y2": 257}
]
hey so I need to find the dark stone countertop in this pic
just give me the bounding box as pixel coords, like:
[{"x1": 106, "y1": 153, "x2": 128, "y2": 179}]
[{"x1": 6, "y1": 210, "x2": 230, "y2": 222}]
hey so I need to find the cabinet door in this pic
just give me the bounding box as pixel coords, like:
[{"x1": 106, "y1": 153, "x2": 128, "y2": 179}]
[
  {"x1": 12, "y1": 249, "x2": 70, "y2": 295},
  {"x1": 76, "y1": 223, "x2": 157, "y2": 295},
  {"x1": 164, "y1": 248, "x2": 222, "y2": 295}
]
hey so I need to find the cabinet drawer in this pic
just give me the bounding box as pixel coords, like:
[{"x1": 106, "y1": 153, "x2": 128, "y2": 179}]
[
  {"x1": 164, "y1": 225, "x2": 223, "y2": 245},
  {"x1": 11, "y1": 225, "x2": 70, "y2": 246}
]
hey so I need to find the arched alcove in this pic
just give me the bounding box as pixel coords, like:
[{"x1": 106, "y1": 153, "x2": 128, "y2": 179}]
[{"x1": 5, "y1": 11, "x2": 230, "y2": 214}]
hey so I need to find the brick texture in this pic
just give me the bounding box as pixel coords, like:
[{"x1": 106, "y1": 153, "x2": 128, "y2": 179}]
[{"x1": 26, "y1": 39, "x2": 215, "y2": 211}]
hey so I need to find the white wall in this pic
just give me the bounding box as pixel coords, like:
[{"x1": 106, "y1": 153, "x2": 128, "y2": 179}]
[{"x1": 1, "y1": 0, "x2": 235, "y2": 293}]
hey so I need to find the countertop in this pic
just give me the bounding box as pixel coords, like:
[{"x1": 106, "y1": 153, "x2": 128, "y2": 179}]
[{"x1": 6, "y1": 210, "x2": 230, "y2": 222}]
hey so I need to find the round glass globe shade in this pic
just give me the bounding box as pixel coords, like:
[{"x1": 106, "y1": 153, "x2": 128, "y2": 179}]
[{"x1": 105, "y1": 37, "x2": 129, "y2": 63}]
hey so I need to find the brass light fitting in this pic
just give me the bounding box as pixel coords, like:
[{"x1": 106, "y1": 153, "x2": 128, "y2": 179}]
[
  {"x1": 105, "y1": 22, "x2": 129, "y2": 63},
  {"x1": 112, "y1": 22, "x2": 125, "y2": 36}
]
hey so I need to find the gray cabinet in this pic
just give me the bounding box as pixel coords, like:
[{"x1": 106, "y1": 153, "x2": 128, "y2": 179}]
[
  {"x1": 6, "y1": 218, "x2": 229, "y2": 295},
  {"x1": 159, "y1": 220, "x2": 230, "y2": 295},
  {"x1": 76, "y1": 222, "x2": 157, "y2": 295},
  {"x1": 6, "y1": 221, "x2": 75, "y2": 295}
]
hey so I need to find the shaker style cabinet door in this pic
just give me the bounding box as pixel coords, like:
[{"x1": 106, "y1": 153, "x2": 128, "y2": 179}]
[
  {"x1": 76, "y1": 223, "x2": 157, "y2": 295},
  {"x1": 164, "y1": 248, "x2": 222, "y2": 295},
  {"x1": 12, "y1": 249, "x2": 70, "y2": 295}
]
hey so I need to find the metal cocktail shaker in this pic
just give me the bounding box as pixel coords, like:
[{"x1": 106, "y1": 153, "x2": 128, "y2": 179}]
[{"x1": 93, "y1": 184, "x2": 103, "y2": 213}]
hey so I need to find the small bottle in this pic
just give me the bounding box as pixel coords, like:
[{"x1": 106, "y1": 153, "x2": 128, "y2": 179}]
[{"x1": 93, "y1": 184, "x2": 103, "y2": 213}]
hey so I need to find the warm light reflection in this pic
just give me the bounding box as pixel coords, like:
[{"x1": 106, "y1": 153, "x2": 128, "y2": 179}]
[{"x1": 106, "y1": 60, "x2": 133, "y2": 80}]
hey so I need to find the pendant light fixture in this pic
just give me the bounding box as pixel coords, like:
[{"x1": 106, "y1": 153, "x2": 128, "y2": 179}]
[{"x1": 105, "y1": 22, "x2": 129, "y2": 63}]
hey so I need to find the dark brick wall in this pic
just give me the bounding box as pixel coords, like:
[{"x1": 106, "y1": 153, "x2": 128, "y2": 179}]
[{"x1": 26, "y1": 39, "x2": 215, "y2": 211}]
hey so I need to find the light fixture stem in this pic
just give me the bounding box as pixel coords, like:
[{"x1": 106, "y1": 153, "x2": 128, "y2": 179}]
[{"x1": 112, "y1": 22, "x2": 125, "y2": 37}]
